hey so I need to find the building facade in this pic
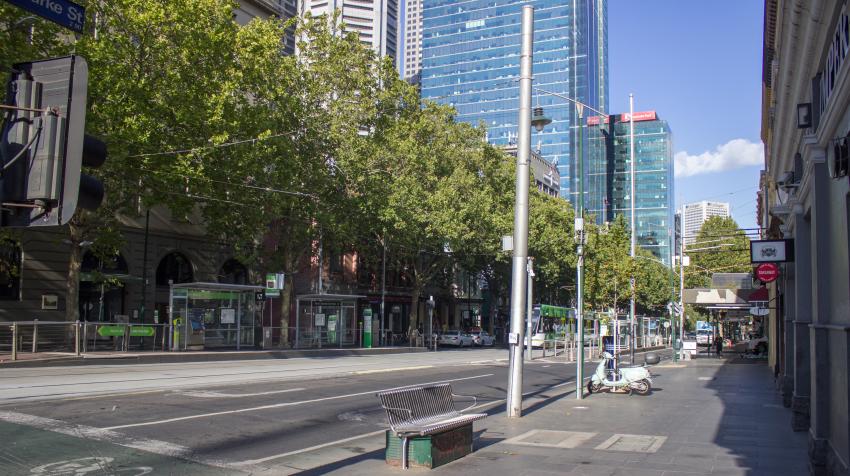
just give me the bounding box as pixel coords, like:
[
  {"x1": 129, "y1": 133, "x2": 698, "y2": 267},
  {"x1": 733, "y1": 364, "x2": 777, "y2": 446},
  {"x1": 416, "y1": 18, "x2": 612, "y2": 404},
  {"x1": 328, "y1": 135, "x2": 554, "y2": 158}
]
[
  {"x1": 681, "y1": 200, "x2": 731, "y2": 244},
  {"x1": 586, "y1": 111, "x2": 675, "y2": 266},
  {"x1": 402, "y1": 0, "x2": 423, "y2": 81},
  {"x1": 301, "y1": 0, "x2": 399, "y2": 64},
  {"x1": 236, "y1": 0, "x2": 298, "y2": 54},
  {"x1": 503, "y1": 145, "x2": 561, "y2": 197},
  {"x1": 418, "y1": 0, "x2": 608, "y2": 204},
  {"x1": 762, "y1": 1, "x2": 850, "y2": 474}
]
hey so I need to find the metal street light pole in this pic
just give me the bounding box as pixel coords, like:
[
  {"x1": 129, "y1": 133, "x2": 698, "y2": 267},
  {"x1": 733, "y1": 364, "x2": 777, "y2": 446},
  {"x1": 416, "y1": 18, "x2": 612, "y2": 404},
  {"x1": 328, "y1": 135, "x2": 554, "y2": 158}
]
[
  {"x1": 506, "y1": 4, "x2": 534, "y2": 418},
  {"x1": 575, "y1": 102, "x2": 585, "y2": 400},
  {"x1": 526, "y1": 257, "x2": 534, "y2": 362},
  {"x1": 669, "y1": 227, "x2": 678, "y2": 362},
  {"x1": 629, "y1": 94, "x2": 637, "y2": 365}
]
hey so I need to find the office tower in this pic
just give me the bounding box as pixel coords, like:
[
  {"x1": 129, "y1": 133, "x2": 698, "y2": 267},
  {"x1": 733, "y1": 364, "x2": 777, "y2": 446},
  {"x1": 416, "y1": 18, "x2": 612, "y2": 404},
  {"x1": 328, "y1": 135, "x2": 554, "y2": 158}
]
[
  {"x1": 301, "y1": 0, "x2": 399, "y2": 63},
  {"x1": 681, "y1": 201, "x2": 731, "y2": 244},
  {"x1": 402, "y1": 0, "x2": 423, "y2": 81},
  {"x1": 419, "y1": 0, "x2": 608, "y2": 203},
  {"x1": 601, "y1": 111, "x2": 675, "y2": 266}
]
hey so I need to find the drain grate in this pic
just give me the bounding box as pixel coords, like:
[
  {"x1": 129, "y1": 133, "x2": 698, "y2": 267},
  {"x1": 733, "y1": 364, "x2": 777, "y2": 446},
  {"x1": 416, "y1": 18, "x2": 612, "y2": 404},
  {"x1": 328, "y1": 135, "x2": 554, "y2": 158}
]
[
  {"x1": 595, "y1": 434, "x2": 667, "y2": 453},
  {"x1": 504, "y1": 430, "x2": 597, "y2": 449}
]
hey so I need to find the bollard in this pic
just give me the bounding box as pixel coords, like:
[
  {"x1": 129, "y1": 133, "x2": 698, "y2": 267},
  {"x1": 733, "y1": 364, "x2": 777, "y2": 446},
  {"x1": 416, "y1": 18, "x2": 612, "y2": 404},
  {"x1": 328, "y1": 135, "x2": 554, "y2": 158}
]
[
  {"x1": 75, "y1": 321, "x2": 81, "y2": 355},
  {"x1": 11, "y1": 323, "x2": 17, "y2": 361},
  {"x1": 32, "y1": 319, "x2": 38, "y2": 353}
]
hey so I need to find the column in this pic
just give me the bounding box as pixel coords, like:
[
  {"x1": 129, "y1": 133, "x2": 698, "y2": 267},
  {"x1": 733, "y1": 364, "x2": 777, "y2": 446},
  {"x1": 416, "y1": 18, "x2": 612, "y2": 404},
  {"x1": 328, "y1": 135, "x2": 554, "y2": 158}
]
[
  {"x1": 792, "y1": 211, "x2": 811, "y2": 430},
  {"x1": 782, "y1": 258, "x2": 795, "y2": 409},
  {"x1": 807, "y1": 160, "x2": 831, "y2": 472}
]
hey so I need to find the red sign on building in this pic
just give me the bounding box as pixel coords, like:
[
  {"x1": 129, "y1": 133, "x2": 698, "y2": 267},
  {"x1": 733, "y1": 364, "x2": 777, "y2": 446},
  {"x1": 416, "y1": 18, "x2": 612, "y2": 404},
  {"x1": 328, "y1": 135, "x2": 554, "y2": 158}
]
[
  {"x1": 755, "y1": 263, "x2": 779, "y2": 283},
  {"x1": 586, "y1": 111, "x2": 657, "y2": 126}
]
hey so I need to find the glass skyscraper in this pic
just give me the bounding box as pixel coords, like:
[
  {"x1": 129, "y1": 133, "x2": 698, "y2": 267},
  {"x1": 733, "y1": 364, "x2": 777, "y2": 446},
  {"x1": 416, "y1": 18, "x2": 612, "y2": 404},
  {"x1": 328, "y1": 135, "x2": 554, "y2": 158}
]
[
  {"x1": 419, "y1": 0, "x2": 608, "y2": 202},
  {"x1": 586, "y1": 111, "x2": 676, "y2": 266}
]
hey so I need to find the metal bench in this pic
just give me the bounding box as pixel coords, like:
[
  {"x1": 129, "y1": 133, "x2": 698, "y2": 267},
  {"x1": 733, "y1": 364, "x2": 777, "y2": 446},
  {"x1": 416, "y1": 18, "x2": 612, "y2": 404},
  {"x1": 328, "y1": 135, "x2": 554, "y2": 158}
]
[{"x1": 376, "y1": 383, "x2": 487, "y2": 469}]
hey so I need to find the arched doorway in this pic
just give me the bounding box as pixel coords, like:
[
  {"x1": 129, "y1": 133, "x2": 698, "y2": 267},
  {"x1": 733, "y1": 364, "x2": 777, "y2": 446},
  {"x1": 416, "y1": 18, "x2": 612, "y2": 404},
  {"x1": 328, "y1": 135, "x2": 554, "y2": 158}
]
[
  {"x1": 79, "y1": 251, "x2": 129, "y2": 322},
  {"x1": 218, "y1": 258, "x2": 248, "y2": 285},
  {"x1": 156, "y1": 251, "x2": 194, "y2": 286}
]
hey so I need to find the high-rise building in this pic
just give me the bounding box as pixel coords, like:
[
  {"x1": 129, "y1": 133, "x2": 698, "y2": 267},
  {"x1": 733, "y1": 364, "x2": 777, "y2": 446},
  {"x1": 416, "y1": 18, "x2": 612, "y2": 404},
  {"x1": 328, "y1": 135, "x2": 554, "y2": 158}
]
[
  {"x1": 402, "y1": 0, "x2": 423, "y2": 82},
  {"x1": 681, "y1": 201, "x2": 731, "y2": 244},
  {"x1": 589, "y1": 111, "x2": 674, "y2": 266},
  {"x1": 418, "y1": 0, "x2": 608, "y2": 202},
  {"x1": 301, "y1": 0, "x2": 399, "y2": 64}
]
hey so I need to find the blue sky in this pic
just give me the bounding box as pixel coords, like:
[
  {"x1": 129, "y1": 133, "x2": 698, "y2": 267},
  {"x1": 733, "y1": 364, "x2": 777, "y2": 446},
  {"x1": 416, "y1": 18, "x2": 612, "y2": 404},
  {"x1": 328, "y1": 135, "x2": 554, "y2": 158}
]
[{"x1": 608, "y1": 0, "x2": 764, "y2": 231}]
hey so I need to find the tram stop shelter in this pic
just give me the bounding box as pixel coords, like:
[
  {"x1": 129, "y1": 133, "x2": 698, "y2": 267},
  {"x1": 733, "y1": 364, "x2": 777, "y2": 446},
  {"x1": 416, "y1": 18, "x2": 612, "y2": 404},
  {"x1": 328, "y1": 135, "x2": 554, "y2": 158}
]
[
  {"x1": 296, "y1": 293, "x2": 366, "y2": 349},
  {"x1": 170, "y1": 282, "x2": 264, "y2": 351}
]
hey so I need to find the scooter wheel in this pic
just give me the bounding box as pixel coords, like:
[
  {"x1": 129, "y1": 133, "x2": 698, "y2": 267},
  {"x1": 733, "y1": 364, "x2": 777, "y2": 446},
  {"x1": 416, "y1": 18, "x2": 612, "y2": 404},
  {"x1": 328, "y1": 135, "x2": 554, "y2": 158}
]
[
  {"x1": 587, "y1": 380, "x2": 594, "y2": 394},
  {"x1": 632, "y1": 379, "x2": 651, "y2": 396}
]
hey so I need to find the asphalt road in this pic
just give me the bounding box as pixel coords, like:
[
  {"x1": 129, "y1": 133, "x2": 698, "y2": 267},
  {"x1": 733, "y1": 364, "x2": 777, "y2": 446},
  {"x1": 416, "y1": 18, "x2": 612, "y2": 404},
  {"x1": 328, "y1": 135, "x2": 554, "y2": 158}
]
[{"x1": 0, "y1": 348, "x2": 658, "y2": 475}]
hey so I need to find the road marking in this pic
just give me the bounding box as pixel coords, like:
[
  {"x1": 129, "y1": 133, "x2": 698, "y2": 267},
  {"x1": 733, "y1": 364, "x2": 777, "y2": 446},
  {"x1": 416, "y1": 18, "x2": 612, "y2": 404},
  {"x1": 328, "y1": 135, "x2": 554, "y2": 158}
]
[
  {"x1": 173, "y1": 388, "x2": 305, "y2": 398},
  {"x1": 353, "y1": 366, "x2": 433, "y2": 375},
  {"x1": 236, "y1": 429, "x2": 387, "y2": 466},
  {"x1": 542, "y1": 365, "x2": 551, "y2": 368},
  {"x1": 101, "y1": 373, "x2": 495, "y2": 431},
  {"x1": 0, "y1": 411, "x2": 236, "y2": 470}
]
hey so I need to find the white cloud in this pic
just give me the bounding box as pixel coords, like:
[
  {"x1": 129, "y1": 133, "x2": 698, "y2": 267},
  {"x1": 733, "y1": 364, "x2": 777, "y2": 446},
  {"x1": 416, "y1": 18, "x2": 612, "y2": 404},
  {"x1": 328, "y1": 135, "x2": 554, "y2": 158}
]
[{"x1": 674, "y1": 139, "x2": 764, "y2": 178}]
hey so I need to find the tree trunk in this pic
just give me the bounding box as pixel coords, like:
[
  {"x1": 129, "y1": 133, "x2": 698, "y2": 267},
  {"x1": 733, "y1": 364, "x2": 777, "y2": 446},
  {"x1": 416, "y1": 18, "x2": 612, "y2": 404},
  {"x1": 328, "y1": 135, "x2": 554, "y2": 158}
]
[
  {"x1": 65, "y1": 222, "x2": 83, "y2": 323},
  {"x1": 280, "y1": 277, "x2": 292, "y2": 347},
  {"x1": 409, "y1": 285, "x2": 421, "y2": 332}
]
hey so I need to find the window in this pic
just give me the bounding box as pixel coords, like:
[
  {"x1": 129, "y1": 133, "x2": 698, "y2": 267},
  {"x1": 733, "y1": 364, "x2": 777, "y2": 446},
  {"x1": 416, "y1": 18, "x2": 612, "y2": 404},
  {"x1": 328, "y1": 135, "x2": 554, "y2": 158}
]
[{"x1": 156, "y1": 252, "x2": 194, "y2": 286}]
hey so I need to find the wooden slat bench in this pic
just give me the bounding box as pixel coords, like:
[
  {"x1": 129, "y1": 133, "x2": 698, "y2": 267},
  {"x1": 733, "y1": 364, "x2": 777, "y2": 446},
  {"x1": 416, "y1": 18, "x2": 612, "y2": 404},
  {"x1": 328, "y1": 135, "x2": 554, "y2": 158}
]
[{"x1": 376, "y1": 383, "x2": 487, "y2": 469}]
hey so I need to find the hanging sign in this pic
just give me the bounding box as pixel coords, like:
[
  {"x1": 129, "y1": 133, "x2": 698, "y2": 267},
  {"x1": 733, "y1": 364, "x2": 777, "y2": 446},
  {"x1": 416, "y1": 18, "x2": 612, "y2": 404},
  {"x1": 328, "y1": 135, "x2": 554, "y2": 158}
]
[
  {"x1": 755, "y1": 263, "x2": 780, "y2": 283},
  {"x1": 751, "y1": 239, "x2": 794, "y2": 263}
]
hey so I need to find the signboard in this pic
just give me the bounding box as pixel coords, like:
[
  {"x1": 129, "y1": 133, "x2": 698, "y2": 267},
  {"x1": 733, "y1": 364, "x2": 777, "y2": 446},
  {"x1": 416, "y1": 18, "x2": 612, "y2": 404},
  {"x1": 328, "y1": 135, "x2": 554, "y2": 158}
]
[
  {"x1": 508, "y1": 332, "x2": 519, "y2": 344},
  {"x1": 5, "y1": 0, "x2": 86, "y2": 34},
  {"x1": 265, "y1": 273, "x2": 285, "y2": 290},
  {"x1": 96, "y1": 326, "x2": 155, "y2": 337},
  {"x1": 750, "y1": 307, "x2": 770, "y2": 316},
  {"x1": 315, "y1": 313, "x2": 325, "y2": 326},
  {"x1": 363, "y1": 308, "x2": 373, "y2": 348},
  {"x1": 254, "y1": 290, "x2": 266, "y2": 302},
  {"x1": 755, "y1": 263, "x2": 779, "y2": 283},
  {"x1": 696, "y1": 320, "x2": 711, "y2": 331},
  {"x1": 663, "y1": 321, "x2": 671, "y2": 328},
  {"x1": 220, "y1": 308, "x2": 236, "y2": 324},
  {"x1": 751, "y1": 239, "x2": 794, "y2": 263}
]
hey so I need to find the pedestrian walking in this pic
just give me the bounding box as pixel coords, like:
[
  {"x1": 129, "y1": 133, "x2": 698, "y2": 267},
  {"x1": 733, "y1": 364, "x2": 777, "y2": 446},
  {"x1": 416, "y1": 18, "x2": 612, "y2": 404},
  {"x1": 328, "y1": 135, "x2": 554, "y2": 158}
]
[{"x1": 715, "y1": 336, "x2": 723, "y2": 358}]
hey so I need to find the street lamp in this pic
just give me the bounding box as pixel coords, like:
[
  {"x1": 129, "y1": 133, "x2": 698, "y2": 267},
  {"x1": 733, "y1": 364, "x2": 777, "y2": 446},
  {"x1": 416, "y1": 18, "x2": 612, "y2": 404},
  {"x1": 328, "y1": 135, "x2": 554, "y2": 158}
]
[{"x1": 427, "y1": 295, "x2": 436, "y2": 351}]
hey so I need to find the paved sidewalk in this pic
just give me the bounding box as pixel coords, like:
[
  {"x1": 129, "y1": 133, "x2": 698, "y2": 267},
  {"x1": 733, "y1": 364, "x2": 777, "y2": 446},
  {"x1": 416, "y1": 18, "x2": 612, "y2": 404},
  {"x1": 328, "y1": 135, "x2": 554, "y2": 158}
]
[{"x1": 303, "y1": 356, "x2": 808, "y2": 476}]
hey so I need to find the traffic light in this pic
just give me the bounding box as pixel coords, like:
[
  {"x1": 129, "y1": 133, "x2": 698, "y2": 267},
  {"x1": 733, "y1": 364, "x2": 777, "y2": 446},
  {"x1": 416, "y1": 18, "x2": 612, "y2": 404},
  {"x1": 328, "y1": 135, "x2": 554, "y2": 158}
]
[{"x1": 0, "y1": 55, "x2": 106, "y2": 227}]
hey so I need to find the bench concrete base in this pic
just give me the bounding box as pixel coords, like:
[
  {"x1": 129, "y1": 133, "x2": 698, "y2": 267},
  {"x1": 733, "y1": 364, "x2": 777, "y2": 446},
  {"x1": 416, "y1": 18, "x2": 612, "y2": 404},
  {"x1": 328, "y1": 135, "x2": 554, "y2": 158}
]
[{"x1": 385, "y1": 424, "x2": 473, "y2": 469}]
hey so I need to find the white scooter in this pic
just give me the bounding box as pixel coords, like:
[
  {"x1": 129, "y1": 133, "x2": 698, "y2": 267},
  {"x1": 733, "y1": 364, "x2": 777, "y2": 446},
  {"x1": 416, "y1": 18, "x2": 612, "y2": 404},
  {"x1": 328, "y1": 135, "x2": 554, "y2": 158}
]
[{"x1": 587, "y1": 352, "x2": 652, "y2": 395}]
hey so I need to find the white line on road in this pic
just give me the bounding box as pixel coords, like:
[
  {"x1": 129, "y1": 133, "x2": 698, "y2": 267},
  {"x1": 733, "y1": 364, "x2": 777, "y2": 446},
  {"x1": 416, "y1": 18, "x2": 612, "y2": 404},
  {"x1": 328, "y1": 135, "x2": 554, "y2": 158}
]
[
  {"x1": 101, "y1": 373, "x2": 495, "y2": 431},
  {"x1": 173, "y1": 388, "x2": 305, "y2": 398},
  {"x1": 0, "y1": 411, "x2": 237, "y2": 470},
  {"x1": 353, "y1": 365, "x2": 433, "y2": 375},
  {"x1": 236, "y1": 429, "x2": 388, "y2": 466}
]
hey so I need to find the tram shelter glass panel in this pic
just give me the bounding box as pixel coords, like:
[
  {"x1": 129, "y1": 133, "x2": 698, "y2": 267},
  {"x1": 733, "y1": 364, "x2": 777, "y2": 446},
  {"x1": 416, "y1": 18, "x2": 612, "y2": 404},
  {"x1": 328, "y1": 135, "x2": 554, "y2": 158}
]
[
  {"x1": 296, "y1": 294, "x2": 365, "y2": 349},
  {"x1": 169, "y1": 282, "x2": 263, "y2": 351}
]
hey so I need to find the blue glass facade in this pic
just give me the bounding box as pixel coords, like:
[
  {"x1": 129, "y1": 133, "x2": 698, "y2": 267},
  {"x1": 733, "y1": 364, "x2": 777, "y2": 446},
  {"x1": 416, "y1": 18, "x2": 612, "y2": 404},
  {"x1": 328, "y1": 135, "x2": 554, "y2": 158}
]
[
  {"x1": 419, "y1": 0, "x2": 608, "y2": 202},
  {"x1": 610, "y1": 115, "x2": 675, "y2": 266}
]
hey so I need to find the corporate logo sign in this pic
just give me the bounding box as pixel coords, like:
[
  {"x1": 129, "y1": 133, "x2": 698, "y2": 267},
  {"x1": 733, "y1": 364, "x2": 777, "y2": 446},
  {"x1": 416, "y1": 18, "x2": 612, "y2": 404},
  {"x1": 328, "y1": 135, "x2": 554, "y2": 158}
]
[
  {"x1": 750, "y1": 239, "x2": 795, "y2": 263},
  {"x1": 5, "y1": 0, "x2": 86, "y2": 33},
  {"x1": 587, "y1": 111, "x2": 657, "y2": 126}
]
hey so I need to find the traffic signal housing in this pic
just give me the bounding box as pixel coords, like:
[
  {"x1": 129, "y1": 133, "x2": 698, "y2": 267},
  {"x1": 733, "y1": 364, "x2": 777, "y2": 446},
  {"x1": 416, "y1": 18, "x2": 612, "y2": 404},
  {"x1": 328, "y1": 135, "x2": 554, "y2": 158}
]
[{"x1": 0, "y1": 55, "x2": 106, "y2": 227}]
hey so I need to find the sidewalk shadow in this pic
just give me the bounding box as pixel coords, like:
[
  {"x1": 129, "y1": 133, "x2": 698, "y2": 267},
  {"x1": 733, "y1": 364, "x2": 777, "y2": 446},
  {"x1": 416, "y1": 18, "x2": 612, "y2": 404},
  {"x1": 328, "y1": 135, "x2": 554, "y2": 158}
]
[
  {"x1": 701, "y1": 356, "x2": 809, "y2": 475},
  {"x1": 293, "y1": 447, "x2": 385, "y2": 475}
]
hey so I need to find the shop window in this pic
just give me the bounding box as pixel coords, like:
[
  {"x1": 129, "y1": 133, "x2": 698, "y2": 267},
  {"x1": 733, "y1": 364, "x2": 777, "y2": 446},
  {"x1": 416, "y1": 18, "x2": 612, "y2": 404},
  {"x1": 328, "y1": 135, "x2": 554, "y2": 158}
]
[
  {"x1": 0, "y1": 240, "x2": 21, "y2": 300},
  {"x1": 156, "y1": 252, "x2": 194, "y2": 286}
]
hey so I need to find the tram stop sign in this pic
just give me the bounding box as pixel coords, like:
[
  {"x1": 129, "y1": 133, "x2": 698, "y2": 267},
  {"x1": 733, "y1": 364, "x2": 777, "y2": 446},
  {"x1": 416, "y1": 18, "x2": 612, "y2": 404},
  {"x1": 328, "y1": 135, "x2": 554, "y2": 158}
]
[{"x1": 756, "y1": 263, "x2": 779, "y2": 283}]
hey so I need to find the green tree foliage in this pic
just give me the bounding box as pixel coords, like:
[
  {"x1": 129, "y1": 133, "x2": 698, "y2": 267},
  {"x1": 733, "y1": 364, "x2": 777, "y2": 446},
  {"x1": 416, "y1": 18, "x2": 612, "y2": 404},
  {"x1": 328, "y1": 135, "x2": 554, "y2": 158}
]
[{"x1": 685, "y1": 216, "x2": 751, "y2": 288}]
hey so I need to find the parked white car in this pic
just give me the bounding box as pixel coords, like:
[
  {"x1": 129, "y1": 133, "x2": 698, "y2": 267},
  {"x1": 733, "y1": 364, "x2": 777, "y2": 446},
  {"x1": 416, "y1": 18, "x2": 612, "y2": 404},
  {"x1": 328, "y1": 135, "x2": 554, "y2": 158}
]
[
  {"x1": 438, "y1": 330, "x2": 474, "y2": 347},
  {"x1": 696, "y1": 329, "x2": 714, "y2": 346},
  {"x1": 746, "y1": 334, "x2": 768, "y2": 355},
  {"x1": 469, "y1": 331, "x2": 495, "y2": 347}
]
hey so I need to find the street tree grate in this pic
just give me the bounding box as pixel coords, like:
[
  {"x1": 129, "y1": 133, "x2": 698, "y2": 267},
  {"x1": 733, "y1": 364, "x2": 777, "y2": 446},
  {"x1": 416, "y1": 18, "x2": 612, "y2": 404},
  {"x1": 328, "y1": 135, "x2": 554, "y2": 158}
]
[
  {"x1": 503, "y1": 430, "x2": 597, "y2": 449},
  {"x1": 594, "y1": 434, "x2": 667, "y2": 453}
]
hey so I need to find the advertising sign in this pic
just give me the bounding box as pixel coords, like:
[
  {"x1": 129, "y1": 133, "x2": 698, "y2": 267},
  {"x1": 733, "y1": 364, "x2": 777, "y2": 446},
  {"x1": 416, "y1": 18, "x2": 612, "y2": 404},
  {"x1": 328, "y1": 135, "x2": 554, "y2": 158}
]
[
  {"x1": 755, "y1": 263, "x2": 780, "y2": 283},
  {"x1": 5, "y1": 0, "x2": 86, "y2": 33},
  {"x1": 363, "y1": 308, "x2": 373, "y2": 348},
  {"x1": 220, "y1": 308, "x2": 236, "y2": 324},
  {"x1": 751, "y1": 239, "x2": 794, "y2": 263}
]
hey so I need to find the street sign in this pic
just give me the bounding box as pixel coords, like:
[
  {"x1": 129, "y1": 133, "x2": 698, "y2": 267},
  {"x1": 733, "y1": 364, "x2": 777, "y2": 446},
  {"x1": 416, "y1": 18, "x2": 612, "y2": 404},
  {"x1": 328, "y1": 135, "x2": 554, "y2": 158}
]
[
  {"x1": 96, "y1": 326, "x2": 155, "y2": 337},
  {"x1": 756, "y1": 263, "x2": 779, "y2": 283},
  {"x1": 5, "y1": 0, "x2": 86, "y2": 33},
  {"x1": 663, "y1": 321, "x2": 671, "y2": 328},
  {"x1": 254, "y1": 290, "x2": 266, "y2": 302},
  {"x1": 750, "y1": 307, "x2": 770, "y2": 316}
]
